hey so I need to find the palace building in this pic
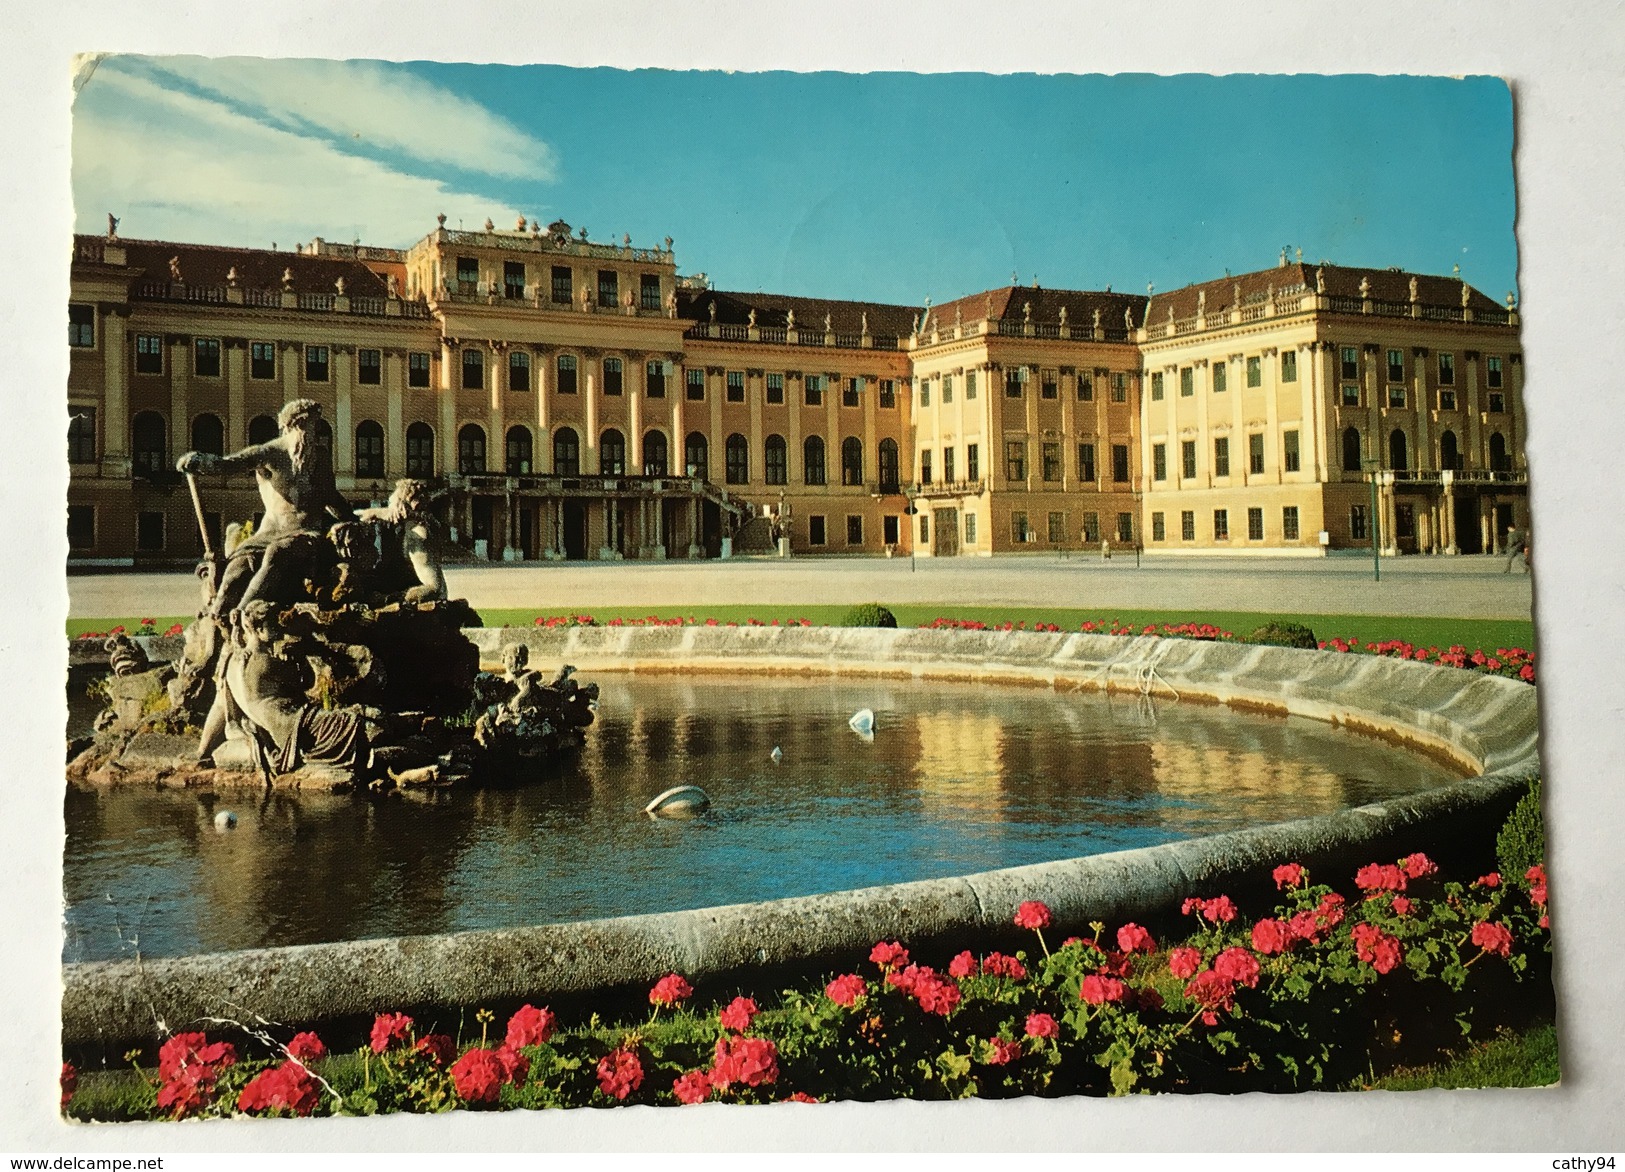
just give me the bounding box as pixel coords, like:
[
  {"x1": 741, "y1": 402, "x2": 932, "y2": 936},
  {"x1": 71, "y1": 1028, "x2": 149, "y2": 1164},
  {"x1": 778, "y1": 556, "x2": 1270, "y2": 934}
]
[{"x1": 64, "y1": 220, "x2": 1527, "y2": 566}]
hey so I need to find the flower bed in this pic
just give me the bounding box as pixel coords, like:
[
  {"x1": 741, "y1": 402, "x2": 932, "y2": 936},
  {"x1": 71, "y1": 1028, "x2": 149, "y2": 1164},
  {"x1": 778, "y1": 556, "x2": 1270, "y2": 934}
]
[{"x1": 63, "y1": 854, "x2": 1552, "y2": 1118}]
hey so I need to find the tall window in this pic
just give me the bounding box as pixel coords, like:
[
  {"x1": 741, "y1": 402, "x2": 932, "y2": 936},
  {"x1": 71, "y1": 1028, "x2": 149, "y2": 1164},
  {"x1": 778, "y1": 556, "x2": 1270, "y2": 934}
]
[
  {"x1": 597, "y1": 269, "x2": 618, "y2": 308},
  {"x1": 1389, "y1": 428, "x2": 1409, "y2": 471},
  {"x1": 920, "y1": 449, "x2": 933, "y2": 486},
  {"x1": 1152, "y1": 443, "x2": 1167, "y2": 482},
  {"x1": 1042, "y1": 442, "x2": 1061, "y2": 482},
  {"x1": 1283, "y1": 430, "x2": 1301, "y2": 473},
  {"x1": 191, "y1": 413, "x2": 224, "y2": 457},
  {"x1": 1342, "y1": 383, "x2": 1360, "y2": 407},
  {"x1": 641, "y1": 274, "x2": 662, "y2": 311},
  {"x1": 553, "y1": 427, "x2": 580, "y2": 476},
  {"x1": 1280, "y1": 351, "x2": 1297, "y2": 382},
  {"x1": 966, "y1": 443, "x2": 979, "y2": 481},
  {"x1": 1078, "y1": 442, "x2": 1096, "y2": 483},
  {"x1": 766, "y1": 373, "x2": 785, "y2": 405},
  {"x1": 645, "y1": 430, "x2": 670, "y2": 475},
  {"x1": 551, "y1": 266, "x2": 573, "y2": 304},
  {"x1": 962, "y1": 514, "x2": 975, "y2": 545},
  {"x1": 508, "y1": 351, "x2": 530, "y2": 392},
  {"x1": 1212, "y1": 362, "x2": 1227, "y2": 393},
  {"x1": 686, "y1": 368, "x2": 706, "y2": 401},
  {"x1": 1440, "y1": 387, "x2": 1458, "y2": 412},
  {"x1": 965, "y1": 371, "x2": 978, "y2": 399},
  {"x1": 844, "y1": 377, "x2": 862, "y2": 407},
  {"x1": 456, "y1": 256, "x2": 479, "y2": 292},
  {"x1": 1438, "y1": 353, "x2": 1455, "y2": 385},
  {"x1": 726, "y1": 434, "x2": 749, "y2": 485},
  {"x1": 685, "y1": 432, "x2": 709, "y2": 479},
  {"x1": 557, "y1": 355, "x2": 578, "y2": 394},
  {"x1": 943, "y1": 447, "x2": 956, "y2": 484},
  {"x1": 1213, "y1": 509, "x2": 1230, "y2": 540},
  {"x1": 1388, "y1": 349, "x2": 1405, "y2": 383},
  {"x1": 1181, "y1": 440, "x2": 1197, "y2": 480},
  {"x1": 406, "y1": 422, "x2": 434, "y2": 476},
  {"x1": 646, "y1": 360, "x2": 668, "y2": 398},
  {"x1": 1350, "y1": 504, "x2": 1369, "y2": 541},
  {"x1": 135, "y1": 334, "x2": 163, "y2": 375},
  {"x1": 1340, "y1": 347, "x2": 1359, "y2": 380},
  {"x1": 458, "y1": 424, "x2": 487, "y2": 474},
  {"x1": 765, "y1": 434, "x2": 787, "y2": 485},
  {"x1": 600, "y1": 429, "x2": 626, "y2": 475},
  {"x1": 1012, "y1": 513, "x2": 1029, "y2": 543},
  {"x1": 1389, "y1": 385, "x2": 1407, "y2": 408},
  {"x1": 504, "y1": 261, "x2": 526, "y2": 300},
  {"x1": 1005, "y1": 367, "x2": 1026, "y2": 397},
  {"x1": 1150, "y1": 372, "x2": 1164, "y2": 401},
  {"x1": 1111, "y1": 373, "x2": 1127, "y2": 403},
  {"x1": 305, "y1": 346, "x2": 330, "y2": 382},
  {"x1": 1076, "y1": 373, "x2": 1093, "y2": 401},
  {"x1": 1247, "y1": 508, "x2": 1264, "y2": 541},
  {"x1": 878, "y1": 438, "x2": 899, "y2": 492},
  {"x1": 356, "y1": 420, "x2": 385, "y2": 478},
  {"x1": 918, "y1": 378, "x2": 930, "y2": 407},
  {"x1": 1040, "y1": 371, "x2": 1057, "y2": 400},
  {"x1": 810, "y1": 516, "x2": 827, "y2": 546},
  {"x1": 194, "y1": 338, "x2": 221, "y2": 377},
  {"x1": 505, "y1": 426, "x2": 533, "y2": 475},
  {"x1": 1440, "y1": 430, "x2": 1461, "y2": 471},
  {"x1": 358, "y1": 348, "x2": 382, "y2": 385},
  {"x1": 1342, "y1": 427, "x2": 1363, "y2": 473},
  {"x1": 131, "y1": 411, "x2": 166, "y2": 476},
  {"x1": 1243, "y1": 432, "x2": 1261, "y2": 475},
  {"x1": 1246, "y1": 356, "x2": 1261, "y2": 387},
  {"x1": 727, "y1": 371, "x2": 745, "y2": 402},
  {"x1": 69, "y1": 304, "x2": 94, "y2": 348},
  {"x1": 1180, "y1": 368, "x2": 1194, "y2": 397},
  {"x1": 1487, "y1": 356, "x2": 1504, "y2": 388},
  {"x1": 847, "y1": 516, "x2": 864, "y2": 546},
  {"x1": 1054, "y1": 512, "x2": 1072, "y2": 544},
  {"x1": 68, "y1": 505, "x2": 94, "y2": 550},
  {"x1": 67, "y1": 407, "x2": 97, "y2": 464},
  {"x1": 1181, "y1": 511, "x2": 1195, "y2": 541},
  {"x1": 805, "y1": 375, "x2": 824, "y2": 407},
  {"x1": 1005, "y1": 441, "x2": 1026, "y2": 482},
  {"x1": 1489, "y1": 432, "x2": 1511, "y2": 472},
  {"x1": 249, "y1": 415, "x2": 278, "y2": 445},
  {"x1": 1117, "y1": 513, "x2": 1134, "y2": 543},
  {"x1": 461, "y1": 349, "x2": 483, "y2": 390},
  {"x1": 1282, "y1": 506, "x2": 1300, "y2": 541},
  {"x1": 408, "y1": 352, "x2": 430, "y2": 387},
  {"x1": 803, "y1": 436, "x2": 826, "y2": 485},
  {"x1": 1213, "y1": 436, "x2": 1230, "y2": 478},
  {"x1": 137, "y1": 512, "x2": 165, "y2": 552},
  {"x1": 878, "y1": 379, "x2": 895, "y2": 408},
  {"x1": 841, "y1": 436, "x2": 864, "y2": 486},
  {"x1": 603, "y1": 357, "x2": 623, "y2": 396},
  {"x1": 1112, "y1": 444, "x2": 1129, "y2": 483},
  {"x1": 1152, "y1": 512, "x2": 1166, "y2": 542}
]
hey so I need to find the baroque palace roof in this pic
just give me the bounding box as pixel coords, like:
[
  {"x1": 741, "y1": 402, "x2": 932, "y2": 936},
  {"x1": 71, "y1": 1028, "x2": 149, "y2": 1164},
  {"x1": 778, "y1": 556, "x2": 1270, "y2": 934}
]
[
  {"x1": 1144, "y1": 261, "x2": 1507, "y2": 323},
  {"x1": 78, "y1": 236, "x2": 405, "y2": 297}
]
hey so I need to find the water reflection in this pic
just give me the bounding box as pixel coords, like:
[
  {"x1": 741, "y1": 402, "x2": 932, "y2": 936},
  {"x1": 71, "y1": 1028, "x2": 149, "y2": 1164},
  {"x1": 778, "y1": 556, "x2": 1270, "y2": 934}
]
[{"x1": 63, "y1": 676, "x2": 1464, "y2": 962}]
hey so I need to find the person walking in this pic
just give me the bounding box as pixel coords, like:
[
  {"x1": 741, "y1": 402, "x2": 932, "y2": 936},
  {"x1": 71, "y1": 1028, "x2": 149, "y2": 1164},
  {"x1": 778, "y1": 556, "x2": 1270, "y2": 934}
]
[{"x1": 1503, "y1": 524, "x2": 1529, "y2": 573}]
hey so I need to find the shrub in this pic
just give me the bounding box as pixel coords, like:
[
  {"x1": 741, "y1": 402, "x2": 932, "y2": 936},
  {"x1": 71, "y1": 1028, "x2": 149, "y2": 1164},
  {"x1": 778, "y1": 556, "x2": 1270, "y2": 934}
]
[
  {"x1": 1249, "y1": 621, "x2": 1318, "y2": 649},
  {"x1": 1497, "y1": 778, "x2": 1546, "y2": 884},
  {"x1": 841, "y1": 603, "x2": 897, "y2": 629}
]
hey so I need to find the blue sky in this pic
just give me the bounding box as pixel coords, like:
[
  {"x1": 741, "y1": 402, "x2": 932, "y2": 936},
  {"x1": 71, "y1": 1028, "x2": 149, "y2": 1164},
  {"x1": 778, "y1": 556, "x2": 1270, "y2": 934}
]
[{"x1": 73, "y1": 60, "x2": 1517, "y2": 307}]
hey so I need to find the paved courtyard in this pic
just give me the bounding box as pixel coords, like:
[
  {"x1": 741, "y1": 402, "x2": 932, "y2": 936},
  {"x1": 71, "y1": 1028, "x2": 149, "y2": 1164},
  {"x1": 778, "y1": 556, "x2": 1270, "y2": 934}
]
[{"x1": 68, "y1": 552, "x2": 1534, "y2": 620}]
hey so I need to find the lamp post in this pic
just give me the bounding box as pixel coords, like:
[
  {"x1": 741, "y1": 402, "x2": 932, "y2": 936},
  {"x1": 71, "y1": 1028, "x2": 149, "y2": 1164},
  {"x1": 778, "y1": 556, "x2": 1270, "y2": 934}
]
[
  {"x1": 902, "y1": 486, "x2": 919, "y2": 573},
  {"x1": 1363, "y1": 457, "x2": 1382, "y2": 582}
]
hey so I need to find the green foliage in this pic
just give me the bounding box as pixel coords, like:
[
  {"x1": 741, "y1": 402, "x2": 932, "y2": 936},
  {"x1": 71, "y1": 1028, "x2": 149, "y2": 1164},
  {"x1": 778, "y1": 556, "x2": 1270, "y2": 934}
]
[
  {"x1": 1248, "y1": 621, "x2": 1319, "y2": 649},
  {"x1": 1497, "y1": 779, "x2": 1546, "y2": 885},
  {"x1": 1355, "y1": 1024, "x2": 1559, "y2": 1091},
  {"x1": 840, "y1": 603, "x2": 898, "y2": 629}
]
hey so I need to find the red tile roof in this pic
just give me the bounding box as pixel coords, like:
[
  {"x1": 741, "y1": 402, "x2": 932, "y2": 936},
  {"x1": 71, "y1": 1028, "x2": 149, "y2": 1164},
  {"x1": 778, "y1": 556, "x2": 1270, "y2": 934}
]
[
  {"x1": 926, "y1": 285, "x2": 1151, "y2": 333},
  {"x1": 78, "y1": 235, "x2": 396, "y2": 297},
  {"x1": 677, "y1": 288, "x2": 919, "y2": 337},
  {"x1": 1144, "y1": 261, "x2": 1505, "y2": 322}
]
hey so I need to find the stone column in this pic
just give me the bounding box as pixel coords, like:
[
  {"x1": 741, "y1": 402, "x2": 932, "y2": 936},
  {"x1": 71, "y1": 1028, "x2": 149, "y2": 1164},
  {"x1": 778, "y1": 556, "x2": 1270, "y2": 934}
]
[
  {"x1": 282, "y1": 340, "x2": 300, "y2": 408},
  {"x1": 1194, "y1": 359, "x2": 1212, "y2": 488},
  {"x1": 100, "y1": 307, "x2": 130, "y2": 472},
  {"x1": 709, "y1": 366, "x2": 724, "y2": 477},
  {"x1": 863, "y1": 373, "x2": 878, "y2": 494},
  {"x1": 439, "y1": 340, "x2": 458, "y2": 477},
  {"x1": 748, "y1": 369, "x2": 765, "y2": 485},
  {"x1": 786, "y1": 374, "x2": 802, "y2": 485},
  {"x1": 1262, "y1": 347, "x2": 1281, "y2": 485},
  {"x1": 487, "y1": 344, "x2": 505, "y2": 483},
  {"x1": 1298, "y1": 344, "x2": 1319, "y2": 480},
  {"x1": 385, "y1": 351, "x2": 405, "y2": 478},
  {"x1": 226, "y1": 339, "x2": 247, "y2": 451},
  {"x1": 333, "y1": 347, "x2": 354, "y2": 477},
  {"x1": 535, "y1": 348, "x2": 552, "y2": 471},
  {"x1": 628, "y1": 356, "x2": 645, "y2": 474},
  {"x1": 168, "y1": 335, "x2": 189, "y2": 466},
  {"x1": 583, "y1": 356, "x2": 600, "y2": 475}
]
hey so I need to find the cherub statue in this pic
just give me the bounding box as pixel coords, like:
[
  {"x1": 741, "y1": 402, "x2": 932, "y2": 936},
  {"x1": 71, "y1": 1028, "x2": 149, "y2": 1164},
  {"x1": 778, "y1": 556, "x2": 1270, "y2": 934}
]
[
  {"x1": 169, "y1": 256, "x2": 183, "y2": 282},
  {"x1": 357, "y1": 479, "x2": 447, "y2": 605}
]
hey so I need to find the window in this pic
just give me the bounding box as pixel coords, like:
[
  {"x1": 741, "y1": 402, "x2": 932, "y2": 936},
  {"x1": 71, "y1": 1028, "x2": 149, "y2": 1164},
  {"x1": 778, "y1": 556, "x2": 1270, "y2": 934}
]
[
  {"x1": 1005, "y1": 367, "x2": 1027, "y2": 397},
  {"x1": 1051, "y1": 512, "x2": 1070, "y2": 543},
  {"x1": 966, "y1": 371, "x2": 977, "y2": 399},
  {"x1": 303, "y1": 345, "x2": 329, "y2": 382},
  {"x1": 1117, "y1": 513, "x2": 1134, "y2": 543},
  {"x1": 509, "y1": 351, "x2": 530, "y2": 392},
  {"x1": 1181, "y1": 511, "x2": 1195, "y2": 541},
  {"x1": 1487, "y1": 356, "x2": 1504, "y2": 388},
  {"x1": 920, "y1": 449, "x2": 933, "y2": 485},
  {"x1": 847, "y1": 515, "x2": 864, "y2": 546},
  {"x1": 1212, "y1": 362, "x2": 1227, "y2": 393},
  {"x1": 557, "y1": 355, "x2": 577, "y2": 394},
  {"x1": 963, "y1": 513, "x2": 976, "y2": 544},
  {"x1": 941, "y1": 375, "x2": 953, "y2": 404},
  {"x1": 1388, "y1": 349, "x2": 1405, "y2": 383},
  {"x1": 686, "y1": 368, "x2": 706, "y2": 401},
  {"x1": 765, "y1": 435, "x2": 787, "y2": 485},
  {"x1": 194, "y1": 338, "x2": 221, "y2": 377},
  {"x1": 553, "y1": 428, "x2": 581, "y2": 476},
  {"x1": 727, "y1": 371, "x2": 745, "y2": 403},
  {"x1": 1042, "y1": 443, "x2": 1061, "y2": 482},
  {"x1": 766, "y1": 373, "x2": 785, "y2": 405},
  {"x1": 685, "y1": 432, "x2": 709, "y2": 480},
  {"x1": 191, "y1": 413, "x2": 224, "y2": 457},
  {"x1": 69, "y1": 304, "x2": 94, "y2": 348},
  {"x1": 456, "y1": 256, "x2": 479, "y2": 292},
  {"x1": 842, "y1": 377, "x2": 861, "y2": 407},
  {"x1": 458, "y1": 424, "x2": 487, "y2": 474},
  {"x1": 1389, "y1": 428, "x2": 1409, "y2": 471},
  {"x1": 919, "y1": 378, "x2": 930, "y2": 408},
  {"x1": 408, "y1": 352, "x2": 430, "y2": 387},
  {"x1": 68, "y1": 408, "x2": 97, "y2": 464},
  {"x1": 551, "y1": 266, "x2": 573, "y2": 304},
  {"x1": 1041, "y1": 370, "x2": 1057, "y2": 400},
  {"x1": 1440, "y1": 430, "x2": 1462, "y2": 471},
  {"x1": 1180, "y1": 367, "x2": 1194, "y2": 397},
  {"x1": 131, "y1": 411, "x2": 166, "y2": 476},
  {"x1": 1005, "y1": 441, "x2": 1026, "y2": 482},
  {"x1": 646, "y1": 359, "x2": 669, "y2": 399},
  {"x1": 1438, "y1": 353, "x2": 1455, "y2": 385},
  {"x1": 600, "y1": 429, "x2": 626, "y2": 475},
  {"x1": 1341, "y1": 347, "x2": 1359, "y2": 380},
  {"x1": 504, "y1": 261, "x2": 526, "y2": 300},
  {"x1": 1111, "y1": 444, "x2": 1130, "y2": 483},
  {"x1": 1078, "y1": 442, "x2": 1096, "y2": 483},
  {"x1": 1246, "y1": 356, "x2": 1262, "y2": 387},
  {"x1": 841, "y1": 436, "x2": 864, "y2": 486},
  {"x1": 1150, "y1": 372, "x2": 1164, "y2": 401},
  {"x1": 356, "y1": 420, "x2": 385, "y2": 478},
  {"x1": 597, "y1": 269, "x2": 618, "y2": 308},
  {"x1": 803, "y1": 436, "x2": 826, "y2": 485},
  {"x1": 248, "y1": 415, "x2": 278, "y2": 445},
  {"x1": 1280, "y1": 351, "x2": 1298, "y2": 382},
  {"x1": 136, "y1": 334, "x2": 163, "y2": 375},
  {"x1": 137, "y1": 511, "x2": 164, "y2": 551},
  {"x1": 1342, "y1": 427, "x2": 1363, "y2": 472},
  {"x1": 878, "y1": 438, "x2": 900, "y2": 492},
  {"x1": 1151, "y1": 512, "x2": 1165, "y2": 542},
  {"x1": 1181, "y1": 440, "x2": 1197, "y2": 480},
  {"x1": 942, "y1": 446, "x2": 956, "y2": 484},
  {"x1": 879, "y1": 379, "x2": 896, "y2": 408},
  {"x1": 643, "y1": 431, "x2": 668, "y2": 476},
  {"x1": 603, "y1": 357, "x2": 623, "y2": 396},
  {"x1": 1250, "y1": 433, "x2": 1265, "y2": 475},
  {"x1": 725, "y1": 434, "x2": 749, "y2": 485},
  {"x1": 805, "y1": 375, "x2": 823, "y2": 407},
  {"x1": 1284, "y1": 430, "x2": 1301, "y2": 473},
  {"x1": 357, "y1": 348, "x2": 381, "y2": 385},
  {"x1": 1440, "y1": 388, "x2": 1458, "y2": 411},
  {"x1": 1389, "y1": 385, "x2": 1407, "y2": 408},
  {"x1": 1111, "y1": 373, "x2": 1127, "y2": 403},
  {"x1": 1152, "y1": 443, "x2": 1167, "y2": 482},
  {"x1": 1350, "y1": 504, "x2": 1368, "y2": 541},
  {"x1": 461, "y1": 349, "x2": 483, "y2": 390},
  {"x1": 406, "y1": 422, "x2": 434, "y2": 476},
  {"x1": 1012, "y1": 512, "x2": 1030, "y2": 544},
  {"x1": 1488, "y1": 392, "x2": 1505, "y2": 414},
  {"x1": 505, "y1": 426, "x2": 533, "y2": 475},
  {"x1": 641, "y1": 274, "x2": 662, "y2": 311},
  {"x1": 1077, "y1": 373, "x2": 1093, "y2": 401},
  {"x1": 1213, "y1": 509, "x2": 1230, "y2": 540},
  {"x1": 1489, "y1": 432, "x2": 1511, "y2": 472},
  {"x1": 1248, "y1": 507, "x2": 1264, "y2": 541},
  {"x1": 67, "y1": 505, "x2": 94, "y2": 550},
  {"x1": 809, "y1": 516, "x2": 826, "y2": 546},
  {"x1": 920, "y1": 514, "x2": 930, "y2": 544},
  {"x1": 1282, "y1": 506, "x2": 1300, "y2": 541},
  {"x1": 1341, "y1": 384, "x2": 1360, "y2": 407},
  {"x1": 966, "y1": 443, "x2": 979, "y2": 481},
  {"x1": 1214, "y1": 436, "x2": 1230, "y2": 478}
]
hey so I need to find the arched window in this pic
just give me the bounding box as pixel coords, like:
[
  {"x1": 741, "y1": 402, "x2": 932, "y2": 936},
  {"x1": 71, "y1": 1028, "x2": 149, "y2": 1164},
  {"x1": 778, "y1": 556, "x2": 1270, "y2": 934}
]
[
  {"x1": 600, "y1": 428, "x2": 626, "y2": 476},
  {"x1": 685, "y1": 431, "x2": 708, "y2": 480},
  {"x1": 1341, "y1": 426, "x2": 1362, "y2": 473},
  {"x1": 765, "y1": 434, "x2": 788, "y2": 486},
  {"x1": 406, "y1": 422, "x2": 435, "y2": 476},
  {"x1": 355, "y1": 420, "x2": 385, "y2": 478},
  {"x1": 313, "y1": 416, "x2": 333, "y2": 457},
  {"x1": 1389, "y1": 428, "x2": 1408, "y2": 472},
  {"x1": 458, "y1": 423, "x2": 486, "y2": 474},
  {"x1": 506, "y1": 425, "x2": 533, "y2": 475},
  {"x1": 190, "y1": 413, "x2": 224, "y2": 458},
  {"x1": 725, "y1": 433, "x2": 749, "y2": 485},
  {"x1": 132, "y1": 411, "x2": 167, "y2": 476},
  {"x1": 552, "y1": 427, "x2": 580, "y2": 476},
  {"x1": 841, "y1": 436, "x2": 864, "y2": 486},
  {"x1": 878, "y1": 438, "x2": 900, "y2": 493},
  {"x1": 1439, "y1": 430, "x2": 1460, "y2": 472},
  {"x1": 1489, "y1": 431, "x2": 1510, "y2": 472},
  {"x1": 643, "y1": 430, "x2": 668, "y2": 477},
  {"x1": 247, "y1": 414, "x2": 278, "y2": 445},
  {"x1": 803, "y1": 436, "x2": 826, "y2": 486}
]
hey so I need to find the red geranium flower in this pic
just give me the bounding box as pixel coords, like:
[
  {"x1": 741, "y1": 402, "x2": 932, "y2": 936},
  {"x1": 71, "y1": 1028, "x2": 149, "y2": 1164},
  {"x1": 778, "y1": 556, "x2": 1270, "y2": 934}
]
[
  {"x1": 505, "y1": 1004, "x2": 557, "y2": 1049},
  {"x1": 1475, "y1": 872, "x2": 1502, "y2": 889},
  {"x1": 1168, "y1": 947, "x2": 1203, "y2": 979},
  {"x1": 948, "y1": 950, "x2": 977, "y2": 978},
  {"x1": 450, "y1": 1048, "x2": 506, "y2": 1104},
  {"x1": 1079, "y1": 974, "x2": 1128, "y2": 1005},
  {"x1": 1400, "y1": 852, "x2": 1438, "y2": 879},
  {"x1": 1272, "y1": 862, "x2": 1306, "y2": 890},
  {"x1": 914, "y1": 972, "x2": 962, "y2": 1017},
  {"x1": 711, "y1": 1035, "x2": 779, "y2": 1089},
  {"x1": 1471, "y1": 920, "x2": 1514, "y2": 959},
  {"x1": 672, "y1": 1069, "x2": 712, "y2": 1105},
  {"x1": 1024, "y1": 1012, "x2": 1060, "y2": 1039},
  {"x1": 1526, "y1": 864, "x2": 1548, "y2": 908},
  {"x1": 784, "y1": 1091, "x2": 820, "y2": 1103},
  {"x1": 236, "y1": 1059, "x2": 320, "y2": 1117},
  {"x1": 1201, "y1": 895, "x2": 1238, "y2": 923},
  {"x1": 1351, "y1": 923, "x2": 1404, "y2": 974},
  {"x1": 719, "y1": 996, "x2": 758, "y2": 1033},
  {"x1": 1116, "y1": 923, "x2": 1156, "y2": 954},
  {"x1": 1184, "y1": 970, "x2": 1237, "y2": 1013},
  {"x1": 825, "y1": 973, "x2": 867, "y2": 1007},
  {"x1": 369, "y1": 1012, "x2": 414, "y2": 1054},
  {"x1": 1213, "y1": 947, "x2": 1261, "y2": 989},
  {"x1": 869, "y1": 941, "x2": 910, "y2": 969},
  {"x1": 286, "y1": 1031, "x2": 326, "y2": 1064},
  {"x1": 649, "y1": 973, "x2": 693, "y2": 1007},
  {"x1": 60, "y1": 1062, "x2": 76, "y2": 1111},
  {"x1": 1251, "y1": 918, "x2": 1292, "y2": 956},
  {"x1": 158, "y1": 1032, "x2": 236, "y2": 1082},
  {"x1": 981, "y1": 952, "x2": 1026, "y2": 980},
  {"x1": 983, "y1": 1037, "x2": 1023, "y2": 1066},
  {"x1": 415, "y1": 1034, "x2": 455, "y2": 1066},
  {"x1": 596, "y1": 1048, "x2": 645, "y2": 1101},
  {"x1": 1391, "y1": 896, "x2": 1413, "y2": 916},
  {"x1": 1356, "y1": 863, "x2": 1407, "y2": 895},
  {"x1": 1013, "y1": 900, "x2": 1052, "y2": 930}
]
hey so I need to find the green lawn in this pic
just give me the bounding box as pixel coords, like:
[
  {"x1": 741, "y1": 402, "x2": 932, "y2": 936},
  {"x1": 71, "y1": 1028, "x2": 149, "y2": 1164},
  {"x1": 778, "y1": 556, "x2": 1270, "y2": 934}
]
[
  {"x1": 1355, "y1": 1023, "x2": 1559, "y2": 1091},
  {"x1": 66, "y1": 605, "x2": 1535, "y2": 653}
]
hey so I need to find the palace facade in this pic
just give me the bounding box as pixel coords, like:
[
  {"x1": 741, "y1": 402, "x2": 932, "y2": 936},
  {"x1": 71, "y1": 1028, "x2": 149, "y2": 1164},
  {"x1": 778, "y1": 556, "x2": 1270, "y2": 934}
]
[{"x1": 65, "y1": 220, "x2": 1527, "y2": 565}]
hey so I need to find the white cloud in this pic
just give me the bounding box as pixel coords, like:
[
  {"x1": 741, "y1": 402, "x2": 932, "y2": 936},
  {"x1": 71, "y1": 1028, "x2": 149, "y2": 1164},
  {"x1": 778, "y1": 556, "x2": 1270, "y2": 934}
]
[{"x1": 72, "y1": 60, "x2": 541, "y2": 248}]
